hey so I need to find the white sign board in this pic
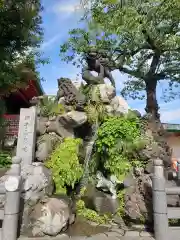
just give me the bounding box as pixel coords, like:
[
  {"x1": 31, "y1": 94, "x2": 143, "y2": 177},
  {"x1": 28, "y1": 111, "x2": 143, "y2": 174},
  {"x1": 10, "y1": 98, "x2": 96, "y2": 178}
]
[{"x1": 16, "y1": 107, "x2": 37, "y2": 167}]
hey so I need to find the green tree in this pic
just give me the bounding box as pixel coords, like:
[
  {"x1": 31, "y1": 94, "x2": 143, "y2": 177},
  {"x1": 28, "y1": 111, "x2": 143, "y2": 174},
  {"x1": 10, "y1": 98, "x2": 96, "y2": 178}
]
[
  {"x1": 60, "y1": 0, "x2": 180, "y2": 119},
  {"x1": 0, "y1": 0, "x2": 45, "y2": 95}
]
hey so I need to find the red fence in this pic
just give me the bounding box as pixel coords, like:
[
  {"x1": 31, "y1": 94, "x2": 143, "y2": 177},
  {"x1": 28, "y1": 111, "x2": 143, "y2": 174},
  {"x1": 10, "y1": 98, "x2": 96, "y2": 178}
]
[{"x1": 3, "y1": 115, "x2": 20, "y2": 137}]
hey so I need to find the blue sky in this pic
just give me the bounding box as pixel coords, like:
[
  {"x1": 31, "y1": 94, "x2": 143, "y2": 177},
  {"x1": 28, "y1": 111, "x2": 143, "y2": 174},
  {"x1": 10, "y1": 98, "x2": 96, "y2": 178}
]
[{"x1": 39, "y1": 0, "x2": 180, "y2": 124}]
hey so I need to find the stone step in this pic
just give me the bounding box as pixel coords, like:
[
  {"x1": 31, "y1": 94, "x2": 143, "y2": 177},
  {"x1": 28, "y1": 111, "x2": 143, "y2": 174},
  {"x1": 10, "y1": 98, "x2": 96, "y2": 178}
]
[{"x1": 18, "y1": 231, "x2": 155, "y2": 240}]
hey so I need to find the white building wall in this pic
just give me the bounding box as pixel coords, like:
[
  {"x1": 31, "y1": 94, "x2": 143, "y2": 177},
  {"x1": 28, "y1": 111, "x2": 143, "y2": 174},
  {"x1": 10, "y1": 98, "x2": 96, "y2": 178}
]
[{"x1": 167, "y1": 135, "x2": 180, "y2": 159}]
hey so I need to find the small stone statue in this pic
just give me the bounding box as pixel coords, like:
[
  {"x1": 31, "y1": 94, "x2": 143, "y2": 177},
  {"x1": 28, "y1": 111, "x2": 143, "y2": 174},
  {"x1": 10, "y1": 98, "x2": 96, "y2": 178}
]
[
  {"x1": 96, "y1": 171, "x2": 122, "y2": 199},
  {"x1": 55, "y1": 78, "x2": 86, "y2": 111},
  {"x1": 82, "y1": 48, "x2": 116, "y2": 87}
]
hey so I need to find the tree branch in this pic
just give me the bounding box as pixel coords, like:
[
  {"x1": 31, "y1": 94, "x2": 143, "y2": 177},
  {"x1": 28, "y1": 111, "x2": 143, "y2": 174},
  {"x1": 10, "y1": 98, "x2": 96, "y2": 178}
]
[
  {"x1": 141, "y1": 29, "x2": 158, "y2": 51},
  {"x1": 137, "y1": 53, "x2": 154, "y2": 71},
  {"x1": 146, "y1": 53, "x2": 160, "y2": 79},
  {"x1": 162, "y1": 68, "x2": 180, "y2": 74},
  {"x1": 155, "y1": 73, "x2": 166, "y2": 80},
  {"x1": 164, "y1": 47, "x2": 180, "y2": 52},
  {"x1": 119, "y1": 66, "x2": 144, "y2": 79},
  {"x1": 114, "y1": 43, "x2": 151, "y2": 56}
]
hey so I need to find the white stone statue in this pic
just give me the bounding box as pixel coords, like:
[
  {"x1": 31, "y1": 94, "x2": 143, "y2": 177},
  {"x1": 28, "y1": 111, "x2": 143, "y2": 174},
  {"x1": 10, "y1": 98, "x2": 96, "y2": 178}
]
[{"x1": 96, "y1": 171, "x2": 122, "y2": 199}]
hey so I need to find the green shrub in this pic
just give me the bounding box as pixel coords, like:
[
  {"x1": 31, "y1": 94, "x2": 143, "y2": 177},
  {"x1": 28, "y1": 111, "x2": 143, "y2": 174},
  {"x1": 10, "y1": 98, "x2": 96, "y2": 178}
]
[
  {"x1": 84, "y1": 102, "x2": 107, "y2": 124},
  {"x1": 76, "y1": 199, "x2": 110, "y2": 224},
  {"x1": 92, "y1": 114, "x2": 149, "y2": 218},
  {"x1": 0, "y1": 152, "x2": 11, "y2": 168},
  {"x1": 169, "y1": 219, "x2": 180, "y2": 226},
  {"x1": 79, "y1": 82, "x2": 92, "y2": 98},
  {"x1": 76, "y1": 187, "x2": 111, "y2": 224},
  {"x1": 45, "y1": 138, "x2": 83, "y2": 194},
  {"x1": 117, "y1": 189, "x2": 126, "y2": 216},
  {"x1": 95, "y1": 114, "x2": 146, "y2": 179},
  {"x1": 40, "y1": 96, "x2": 65, "y2": 117}
]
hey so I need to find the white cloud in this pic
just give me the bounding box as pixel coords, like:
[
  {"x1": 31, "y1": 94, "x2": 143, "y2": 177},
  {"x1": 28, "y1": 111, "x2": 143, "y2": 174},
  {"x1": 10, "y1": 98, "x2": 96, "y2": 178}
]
[
  {"x1": 127, "y1": 98, "x2": 180, "y2": 123},
  {"x1": 159, "y1": 100, "x2": 180, "y2": 122},
  {"x1": 159, "y1": 99, "x2": 179, "y2": 111},
  {"x1": 113, "y1": 70, "x2": 127, "y2": 90},
  {"x1": 161, "y1": 108, "x2": 180, "y2": 123},
  {"x1": 53, "y1": 4, "x2": 76, "y2": 14},
  {"x1": 41, "y1": 34, "x2": 61, "y2": 50},
  {"x1": 51, "y1": 0, "x2": 82, "y2": 17}
]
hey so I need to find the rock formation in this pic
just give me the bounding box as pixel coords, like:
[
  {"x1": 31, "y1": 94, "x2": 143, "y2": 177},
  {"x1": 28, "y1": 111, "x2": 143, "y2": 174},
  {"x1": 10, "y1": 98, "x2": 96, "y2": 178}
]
[{"x1": 0, "y1": 72, "x2": 173, "y2": 237}]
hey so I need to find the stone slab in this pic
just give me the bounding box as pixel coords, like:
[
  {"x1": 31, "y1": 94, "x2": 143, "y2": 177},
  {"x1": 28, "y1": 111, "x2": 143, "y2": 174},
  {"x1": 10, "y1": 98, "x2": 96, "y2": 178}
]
[
  {"x1": 140, "y1": 232, "x2": 153, "y2": 237},
  {"x1": 18, "y1": 235, "x2": 69, "y2": 240},
  {"x1": 18, "y1": 231, "x2": 155, "y2": 240},
  {"x1": 19, "y1": 234, "x2": 155, "y2": 240},
  {"x1": 16, "y1": 107, "x2": 37, "y2": 167},
  {"x1": 121, "y1": 238, "x2": 154, "y2": 240},
  {"x1": 87, "y1": 233, "x2": 109, "y2": 240},
  {"x1": 124, "y1": 231, "x2": 140, "y2": 237}
]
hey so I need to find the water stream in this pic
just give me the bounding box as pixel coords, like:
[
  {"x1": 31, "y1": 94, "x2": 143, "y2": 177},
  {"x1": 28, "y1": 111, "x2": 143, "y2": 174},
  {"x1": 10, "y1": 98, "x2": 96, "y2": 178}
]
[
  {"x1": 66, "y1": 123, "x2": 111, "y2": 237},
  {"x1": 78, "y1": 121, "x2": 99, "y2": 193}
]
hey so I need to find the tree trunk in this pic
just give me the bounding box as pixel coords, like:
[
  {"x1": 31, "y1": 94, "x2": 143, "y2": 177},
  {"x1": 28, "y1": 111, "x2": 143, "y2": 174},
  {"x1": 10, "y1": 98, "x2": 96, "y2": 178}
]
[{"x1": 145, "y1": 79, "x2": 159, "y2": 119}]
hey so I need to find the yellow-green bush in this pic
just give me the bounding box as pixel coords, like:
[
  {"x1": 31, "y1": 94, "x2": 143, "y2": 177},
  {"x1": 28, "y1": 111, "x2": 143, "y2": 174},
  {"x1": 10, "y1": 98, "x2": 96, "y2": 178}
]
[{"x1": 46, "y1": 138, "x2": 83, "y2": 194}]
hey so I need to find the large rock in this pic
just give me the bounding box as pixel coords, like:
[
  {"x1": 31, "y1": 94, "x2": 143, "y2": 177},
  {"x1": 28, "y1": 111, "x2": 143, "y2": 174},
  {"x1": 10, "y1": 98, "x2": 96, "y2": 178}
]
[
  {"x1": 36, "y1": 117, "x2": 48, "y2": 136},
  {"x1": 46, "y1": 116, "x2": 74, "y2": 138},
  {"x1": 21, "y1": 162, "x2": 54, "y2": 204},
  {"x1": 58, "y1": 97, "x2": 66, "y2": 105},
  {"x1": 122, "y1": 117, "x2": 173, "y2": 225},
  {"x1": 125, "y1": 171, "x2": 180, "y2": 225},
  {"x1": 72, "y1": 81, "x2": 82, "y2": 90},
  {"x1": 59, "y1": 111, "x2": 87, "y2": 128},
  {"x1": 0, "y1": 163, "x2": 54, "y2": 207},
  {"x1": 58, "y1": 97, "x2": 74, "y2": 112},
  {"x1": 36, "y1": 133, "x2": 62, "y2": 162},
  {"x1": 20, "y1": 163, "x2": 55, "y2": 235},
  {"x1": 46, "y1": 111, "x2": 87, "y2": 138},
  {"x1": 139, "y1": 119, "x2": 172, "y2": 168},
  {"x1": 82, "y1": 184, "x2": 119, "y2": 215},
  {"x1": 0, "y1": 163, "x2": 63, "y2": 237},
  {"x1": 0, "y1": 162, "x2": 55, "y2": 235},
  {"x1": 110, "y1": 96, "x2": 129, "y2": 114},
  {"x1": 124, "y1": 172, "x2": 153, "y2": 224},
  {"x1": 91, "y1": 84, "x2": 116, "y2": 103},
  {"x1": 23, "y1": 196, "x2": 75, "y2": 237}
]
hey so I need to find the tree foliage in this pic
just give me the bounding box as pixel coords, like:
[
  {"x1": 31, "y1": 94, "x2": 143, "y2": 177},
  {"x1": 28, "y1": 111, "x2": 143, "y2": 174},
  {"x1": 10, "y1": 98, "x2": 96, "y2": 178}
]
[
  {"x1": 60, "y1": 0, "x2": 180, "y2": 119},
  {"x1": 0, "y1": 0, "x2": 45, "y2": 95}
]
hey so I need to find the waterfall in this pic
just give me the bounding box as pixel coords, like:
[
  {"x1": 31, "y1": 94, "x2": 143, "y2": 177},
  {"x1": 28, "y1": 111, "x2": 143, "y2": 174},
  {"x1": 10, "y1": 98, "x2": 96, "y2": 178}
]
[{"x1": 78, "y1": 121, "x2": 99, "y2": 192}]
